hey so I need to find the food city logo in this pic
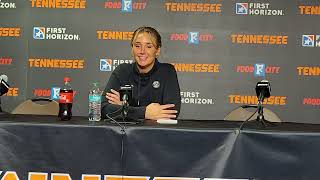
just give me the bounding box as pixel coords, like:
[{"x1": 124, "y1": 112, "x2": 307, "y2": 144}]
[
  {"x1": 181, "y1": 91, "x2": 215, "y2": 105},
  {"x1": 104, "y1": 0, "x2": 147, "y2": 12},
  {"x1": 51, "y1": 87, "x2": 60, "y2": 100},
  {"x1": 33, "y1": 27, "x2": 80, "y2": 40},
  {"x1": 228, "y1": 94, "x2": 287, "y2": 105},
  {"x1": 34, "y1": 89, "x2": 52, "y2": 97},
  {"x1": 235, "y1": 2, "x2": 284, "y2": 16},
  {"x1": 299, "y1": 5, "x2": 320, "y2": 15},
  {"x1": 297, "y1": 66, "x2": 320, "y2": 76},
  {"x1": 170, "y1": 32, "x2": 214, "y2": 45},
  {"x1": 231, "y1": 34, "x2": 288, "y2": 45},
  {"x1": 100, "y1": 58, "x2": 133, "y2": 72},
  {"x1": 0, "y1": 0, "x2": 16, "y2": 8},
  {"x1": 0, "y1": 172, "x2": 240, "y2": 180},
  {"x1": 30, "y1": 0, "x2": 86, "y2": 8},
  {"x1": 3, "y1": 88, "x2": 19, "y2": 97},
  {"x1": 0, "y1": 27, "x2": 21, "y2": 37},
  {"x1": 301, "y1": 35, "x2": 320, "y2": 47},
  {"x1": 97, "y1": 30, "x2": 133, "y2": 40},
  {"x1": 0, "y1": 57, "x2": 13, "y2": 65},
  {"x1": 28, "y1": 58, "x2": 85, "y2": 69},
  {"x1": 34, "y1": 88, "x2": 76, "y2": 100},
  {"x1": 236, "y1": 64, "x2": 280, "y2": 77},
  {"x1": 303, "y1": 97, "x2": 320, "y2": 106},
  {"x1": 171, "y1": 62, "x2": 220, "y2": 73},
  {"x1": 165, "y1": 2, "x2": 222, "y2": 13}
]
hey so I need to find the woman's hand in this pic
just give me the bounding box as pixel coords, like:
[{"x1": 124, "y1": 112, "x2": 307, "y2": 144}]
[
  {"x1": 106, "y1": 89, "x2": 122, "y2": 105},
  {"x1": 145, "y1": 103, "x2": 177, "y2": 120}
]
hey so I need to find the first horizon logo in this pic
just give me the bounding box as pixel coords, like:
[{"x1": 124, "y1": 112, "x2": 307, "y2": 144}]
[
  {"x1": 100, "y1": 58, "x2": 133, "y2": 71},
  {"x1": 236, "y1": 3, "x2": 248, "y2": 14},
  {"x1": 236, "y1": 3, "x2": 284, "y2": 16},
  {"x1": 100, "y1": 59, "x2": 112, "y2": 71},
  {"x1": 33, "y1": 27, "x2": 80, "y2": 40},
  {"x1": 0, "y1": 0, "x2": 16, "y2": 8},
  {"x1": 302, "y1": 35, "x2": 320, "y2": 47}
]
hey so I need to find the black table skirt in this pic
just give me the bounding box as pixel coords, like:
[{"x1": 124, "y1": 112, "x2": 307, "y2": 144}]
[{"x1": 0, "y1": 114, "x2": 319, "y2": 180}]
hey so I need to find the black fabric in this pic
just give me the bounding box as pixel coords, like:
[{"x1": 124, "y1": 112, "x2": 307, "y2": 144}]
[
  {"x1": 1, "y1": 115, "x2": 320, "y2": 179},
  {"x1": 101, "y1": 59, "x2": 181, "y2": 120},
  {"x1": 0, "y1": 115, "x2": 123, "y2": 180}
]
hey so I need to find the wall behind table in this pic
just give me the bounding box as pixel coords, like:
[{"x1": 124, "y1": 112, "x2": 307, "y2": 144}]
[{"x1": 0, "y1": 0, "x2": 319, "y2": 123}]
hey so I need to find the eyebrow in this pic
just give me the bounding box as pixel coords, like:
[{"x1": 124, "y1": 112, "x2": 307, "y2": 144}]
[
  {"x1": 134, "y1": 42, "x2": 154, "y2": 46},
  {"x1": 134, "y1": 42, "x2": 153, "y2": 44}
]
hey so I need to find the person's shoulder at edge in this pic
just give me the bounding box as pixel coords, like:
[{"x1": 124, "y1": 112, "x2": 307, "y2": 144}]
[{"x1": 158, "y1": 62, "x2": 176, "y2": 74}]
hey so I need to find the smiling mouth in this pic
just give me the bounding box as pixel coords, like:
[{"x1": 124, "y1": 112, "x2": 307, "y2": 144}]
[{"x1": 138, "y1": 56, "x2": 147, "y2": 61}]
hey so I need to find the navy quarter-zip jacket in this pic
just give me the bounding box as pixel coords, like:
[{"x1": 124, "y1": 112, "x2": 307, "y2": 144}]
[{"x1": 101, "y1": 59, "x2": 181, "y2": 120}]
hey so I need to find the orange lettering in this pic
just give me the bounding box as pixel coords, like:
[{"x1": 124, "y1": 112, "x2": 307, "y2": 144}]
[{"x1": 29, "y1": 172, "x2": 48, "y2": 180}]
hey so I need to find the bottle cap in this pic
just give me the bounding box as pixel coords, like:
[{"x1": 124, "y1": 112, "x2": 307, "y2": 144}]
[{"x1": 64, "y1": 77, "x2": 71, "y2": 82}]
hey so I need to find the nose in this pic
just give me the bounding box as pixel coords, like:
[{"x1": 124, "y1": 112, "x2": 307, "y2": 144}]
[{"x1": 138, "y1": 45, "x2": 146, "y2": 54}]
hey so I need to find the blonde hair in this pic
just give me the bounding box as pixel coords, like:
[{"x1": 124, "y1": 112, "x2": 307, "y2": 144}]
[{"x1": 131, "y1": 26, "x2": 162, "y2": 49}]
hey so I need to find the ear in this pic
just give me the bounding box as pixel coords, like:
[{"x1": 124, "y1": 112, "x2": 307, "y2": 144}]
[{"x1": 156, "y1": 47, "x2": 161, "y2": 57}]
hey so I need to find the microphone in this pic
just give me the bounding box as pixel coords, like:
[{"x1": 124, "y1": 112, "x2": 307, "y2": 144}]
[
  {"x1": 255, "y1": 80, "x2": 271, "y2": 103},
  {"x1": 122, "y1": 93, "x2": 129, "y2": 106},
  {"x1": 119, "y1": 85, "x2": 133, "y2": 120},
  {"x1": 0, "y1": 74, "x2": 8, "y2": 83},
  {"x1": 120, "y1": 85, "x2": 133, "y2": 105},
  {"x1": 0, "y1": 74, "x2": 9, "y2": 113},
  {"x1": 0, "y1": 74, "x2": 9, "y2": 96}
]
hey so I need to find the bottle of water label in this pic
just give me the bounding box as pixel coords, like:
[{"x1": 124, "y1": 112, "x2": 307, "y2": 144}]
[{"x1": 89, "y1": 94, "x2": 101, "y2": 121}]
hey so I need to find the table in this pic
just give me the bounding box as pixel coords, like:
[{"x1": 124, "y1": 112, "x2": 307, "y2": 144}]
[{"x1": 0, "y1": 114, "x2": 320, "y2": 180}]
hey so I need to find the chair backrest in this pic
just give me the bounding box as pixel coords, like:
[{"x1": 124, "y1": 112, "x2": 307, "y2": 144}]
[
  {"x1": 224, "y1": 106, "x2": 281, "y2": 122},
  {"x1": 11, "y1": 98, "x2": 59, "y2": 115}
]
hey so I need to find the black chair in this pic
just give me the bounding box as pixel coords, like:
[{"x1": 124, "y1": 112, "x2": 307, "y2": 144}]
[
  {"x1": 12, "y1": 98, "x2": 59, "y2": 115},
  {"x1": 224, "y1": 105, "x2": 281, "y2": 122}
]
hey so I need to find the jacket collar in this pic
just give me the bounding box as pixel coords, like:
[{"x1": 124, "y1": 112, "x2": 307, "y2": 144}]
[{"x1": 133, "y1": 59, "x2": 159, "y2": 78}]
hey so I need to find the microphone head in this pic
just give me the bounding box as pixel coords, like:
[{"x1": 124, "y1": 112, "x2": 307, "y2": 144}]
[
  {"x1": 256, "y1": 80, "x2": 271, "y2": 99},
  {"x1": 0, "y1": 74, "x2": 9, "y2": 96},
  {"x1": 120, "y1": 85, "x2": 133, "y2": 105},
  {"x1": 0, "y1": 74, "x2": 8, "y2": 82},
  {"x1": 122, "y1": 94, "x2": 129, "y2": 101}
]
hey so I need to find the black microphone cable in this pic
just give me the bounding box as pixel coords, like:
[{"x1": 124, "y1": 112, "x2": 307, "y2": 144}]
[
  {"x1": 238, "y1": 105, "x2": 259, "y2": 130},
  {"x1": 106, "y1": 110, "x2": 126, "y2": 132},
  {"x1": 106, "y1": 112, "x2": 126, "y2": 178},
  {"x1": 105, "y1": 104, "x2": 128, "y2": 178}
]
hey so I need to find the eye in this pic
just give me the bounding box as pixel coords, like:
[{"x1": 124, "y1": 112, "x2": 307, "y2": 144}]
[{"x1": 147, "y1": 44, "x2": 154, "y2": 48}]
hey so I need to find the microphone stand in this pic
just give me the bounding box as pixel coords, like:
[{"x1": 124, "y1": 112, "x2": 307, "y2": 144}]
[
  {"x1": 121, "y1": 100, "x2": 129, "y2": 121},
  {"x1": 0, "y1": 97, "x2": 2, "y2": 113},
  {"x1": 120, "y1": 99, "x2": 141, "y2": 124},
  {"x1": 256, "y1": 93, "x2": 275, "y2": 127},
  {"x1": 257, "y1": 97, "x2": 267, "y2": 126}
]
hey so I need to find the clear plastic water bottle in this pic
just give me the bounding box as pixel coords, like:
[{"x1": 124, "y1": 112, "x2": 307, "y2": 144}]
[{"x1": 89, "y1": 82, "x2": 102, "y2": 121}]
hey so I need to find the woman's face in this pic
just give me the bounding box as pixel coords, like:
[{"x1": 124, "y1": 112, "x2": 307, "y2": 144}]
[{"x1": 132, "y1": 32, "x2": 160, "y2": 73}]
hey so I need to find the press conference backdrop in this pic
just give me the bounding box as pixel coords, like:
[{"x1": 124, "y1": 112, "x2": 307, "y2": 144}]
[{"x1": 0, "y1": 0, "x2": 319, "y2": 123}]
